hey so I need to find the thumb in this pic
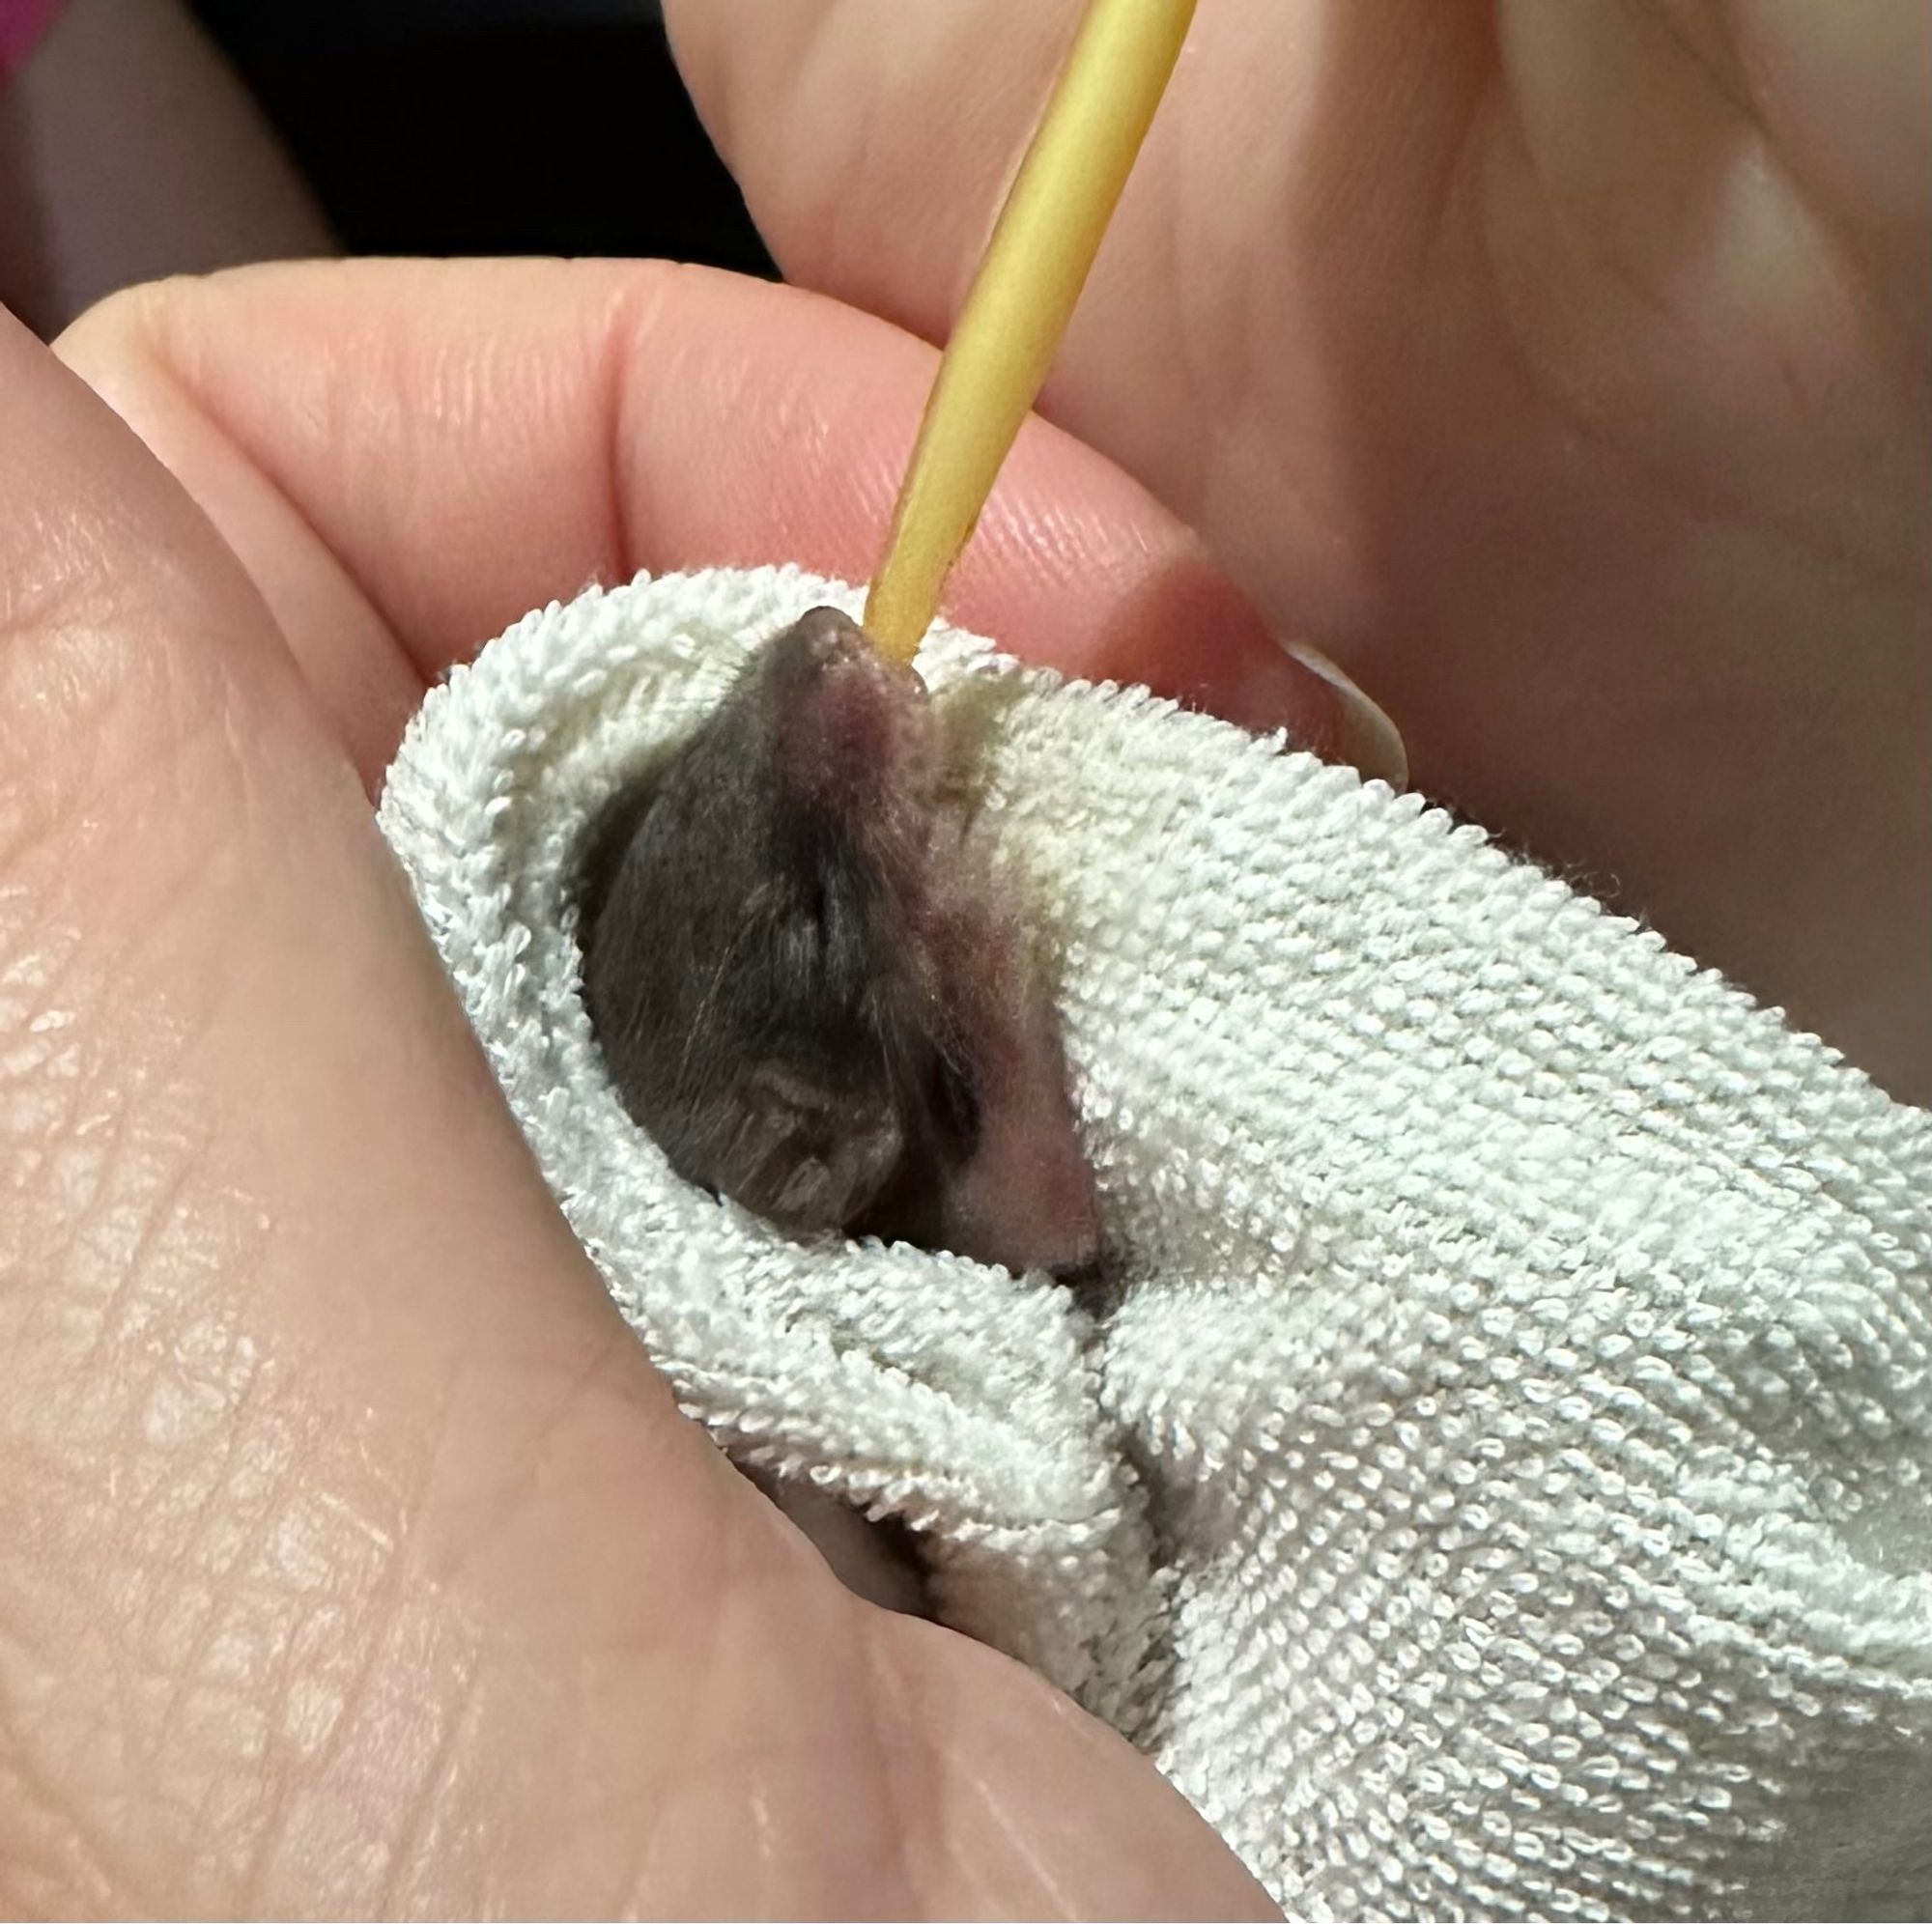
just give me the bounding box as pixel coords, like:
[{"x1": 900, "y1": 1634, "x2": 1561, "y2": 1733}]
[{"x1": 0, "y1": 301, "x2": 787, "y2": 1912}]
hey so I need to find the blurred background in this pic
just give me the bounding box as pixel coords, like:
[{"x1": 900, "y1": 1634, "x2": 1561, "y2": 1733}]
[{"x1": 0, "y1": 0, "x2": 775, "y2": 338}]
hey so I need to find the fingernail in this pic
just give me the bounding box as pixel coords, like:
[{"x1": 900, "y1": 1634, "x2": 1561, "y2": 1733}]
[{"x1": 1279, "y1": 639, "x2": 1408, "y2": 790}]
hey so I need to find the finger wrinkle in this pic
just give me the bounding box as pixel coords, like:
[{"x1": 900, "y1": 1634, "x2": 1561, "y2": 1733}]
[
  {"x1": 367, "y1": 1648, "x2": 487, "y2": 1919},
  {"x1": 598, "y1": 267, "x2": 687, "y2": 596},
  {"x1": 613, "y1": 1549, "x2": 900, "y2": 1919},
  {"x1": 236, "y1": 1589, "x2": 494, "y2": 1913},
  {"x1": 156, "y1": 1479, "x2": 356, "y2": 1857},
  {"x1": 71, "y1": 1114, "x2": 215, "y2": 1382},
  {"x1": 0, "y1": 951, "x2": 425, "y2": 1912},
  {"x1": 1, "y1": 783, "x2": 252, "y2": 1287},
  {"x1": 106, "y1": 1402, "x2": 437, "y2": 1907},
  {"x1": 0, "y1": 593, "x2": 171, "y2": 803},
  {"x1": 0, "y1": 1702, "x2": 155, "y2": 1918},
  {"x1": 0, "y1": 1226, "x2": 279, "y2": 1905},
  {"x1": 410, "y1": 1317, "x2": 629, "y2": 1592},
  {"x1": 0, "y1": 942, "x2": 198, "y2": 1329},
  {"x1": 0, "y1": 628, "x2": 258, "y2": 945},
  {"x1": 0, "y1": 501, "x2": 126, "y2": 653}
]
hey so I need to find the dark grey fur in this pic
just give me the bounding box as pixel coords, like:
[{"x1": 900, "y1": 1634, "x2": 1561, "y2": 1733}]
[{"x1": 579, "y1": 608, "x2": 991, "y2": 1249}]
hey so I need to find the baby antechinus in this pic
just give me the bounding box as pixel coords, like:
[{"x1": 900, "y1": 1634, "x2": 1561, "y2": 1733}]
[{"x1": 580, "y1": 607, "x2": 1099, "y2": 1279}]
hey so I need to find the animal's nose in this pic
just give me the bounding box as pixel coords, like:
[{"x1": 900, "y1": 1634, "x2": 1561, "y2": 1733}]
[{"x1": 791, "y1": 604, "x2": 868, "y2": 666}]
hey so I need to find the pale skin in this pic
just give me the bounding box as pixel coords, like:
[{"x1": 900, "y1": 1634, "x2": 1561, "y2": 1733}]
[{"x1": 1, "y1": 2, "x2": 1925, "y2": 1915}]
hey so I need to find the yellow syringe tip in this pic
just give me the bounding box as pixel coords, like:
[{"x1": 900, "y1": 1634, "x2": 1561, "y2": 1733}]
[{"x1": 864, "y1": 0, "x2": 1197, "y2": 665}]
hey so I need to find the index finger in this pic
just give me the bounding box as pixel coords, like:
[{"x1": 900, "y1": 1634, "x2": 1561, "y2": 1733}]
[{"x1": 59, "y1": 256, "x2": 1348, "y2": 791}]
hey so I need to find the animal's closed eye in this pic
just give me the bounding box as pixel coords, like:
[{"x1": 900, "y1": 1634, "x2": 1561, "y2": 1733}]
[{"x1": 927, "y1": 1053, "x2": 980, "y2": 1152}]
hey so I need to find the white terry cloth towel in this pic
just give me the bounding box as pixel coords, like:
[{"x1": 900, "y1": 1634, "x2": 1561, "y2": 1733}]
[{"x1": 379, "y1": 565, "x2": 1932, "y2": 1923}]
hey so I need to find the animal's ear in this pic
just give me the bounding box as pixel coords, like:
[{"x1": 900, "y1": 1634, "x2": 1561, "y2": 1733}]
[{"x1": 722, "y1": 1061, "x2": 906, "y2": 1231}]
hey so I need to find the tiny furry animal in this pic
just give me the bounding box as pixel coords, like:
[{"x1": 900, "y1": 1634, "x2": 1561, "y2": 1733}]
[{"x1": 579, "y1": 606, "x2": 1098, "y2": 1277}]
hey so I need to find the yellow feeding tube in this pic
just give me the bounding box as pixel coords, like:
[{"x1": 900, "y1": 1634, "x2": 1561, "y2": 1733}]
[{"x1": 864, "y1": 0, "x2": 1198, "y2": 665}]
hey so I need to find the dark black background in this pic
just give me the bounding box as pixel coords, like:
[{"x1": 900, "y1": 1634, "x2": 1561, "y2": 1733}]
[{"x1": 186, "y1": 0, "x2": 776, "y2": 277}]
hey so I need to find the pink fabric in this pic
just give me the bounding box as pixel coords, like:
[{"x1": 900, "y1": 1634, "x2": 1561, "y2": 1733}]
[{"x1": 0, "y1": 0, "x2": 66, "y2": 77}]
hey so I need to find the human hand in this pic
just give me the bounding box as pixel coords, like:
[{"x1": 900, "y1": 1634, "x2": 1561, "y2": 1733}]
[
  {"x1": 667, "y1": 0, "x2": 1932, "y2": 1104},
  {"x1": 6, "y1": 271, "x2": 1288, "y2": 1916}
]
